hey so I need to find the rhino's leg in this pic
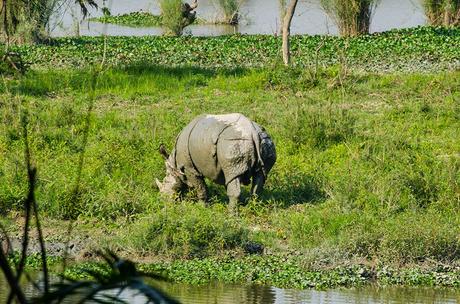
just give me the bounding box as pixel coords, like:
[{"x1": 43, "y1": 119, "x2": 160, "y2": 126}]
[
  {"x1": 227, "y1": 177, "x2": 241, "y2": 215},
  {"x1": 187, "y1": 175, "x2": 208, "y2": 202},
  {"x1": 251, "y1": 171, "x2": 265, "y2": 197}
]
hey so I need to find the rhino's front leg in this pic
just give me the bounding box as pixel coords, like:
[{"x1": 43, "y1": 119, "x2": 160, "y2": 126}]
[
  {"x1": 251, "y1": 171, "x2": 265, "y2": 197},
  {"x1": 187, "y1": 175, "x2": 208, "y2": 203},
  {"x1": 227, "y1": 177, "x2": 241, "y2": 215}
]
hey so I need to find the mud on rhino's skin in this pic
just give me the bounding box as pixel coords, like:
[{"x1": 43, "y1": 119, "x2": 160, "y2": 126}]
[{"x1": 156, "y1": 113, "x2": 276, "y2": 213}]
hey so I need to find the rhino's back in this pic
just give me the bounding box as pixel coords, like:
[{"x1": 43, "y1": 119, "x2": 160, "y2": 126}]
[{"x1": 176, "y1": 113, "x2": 256, "y2": 184}]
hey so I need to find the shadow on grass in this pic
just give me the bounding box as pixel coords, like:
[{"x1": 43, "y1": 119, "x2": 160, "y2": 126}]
[
  {"x1": 204, "y1": 173, "x2": 326, "y2": 209},
  {"x1": 263, "y1": 173, "x2": 326, "y2": 208},
  {"x1": 119, "y1": 63, "x2": 247, "y2": 78},
  {"x1": 2, "y1": 63, "x2": 249, "y2": 97}
]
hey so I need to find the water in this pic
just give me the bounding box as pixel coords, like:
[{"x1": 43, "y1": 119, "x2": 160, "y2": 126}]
[
  {"x1": 2, "y1": 276, "x2": 460, "y2": 304},
  {"x1": 50, "y1": 0, "x2": 427, "y2": 37}
]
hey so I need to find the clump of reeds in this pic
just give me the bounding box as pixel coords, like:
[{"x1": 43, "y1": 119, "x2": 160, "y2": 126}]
[
  {"x1": 213, "y1": 0, "x2": 242, "y2": 25},
  {"x1": 423, "y1": 0, "x2": 460, "y2": 26},
  {"x1": 320, "y1": 0, "x2": 379, "y2": 36},
  {"x1": 160, "y1": 0, "x2": 197, "y2": 36}
]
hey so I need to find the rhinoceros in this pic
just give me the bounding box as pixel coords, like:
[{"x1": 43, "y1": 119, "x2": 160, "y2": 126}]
[{"x1": 156, "y1": 113, "x2": 276, "y2": 213}]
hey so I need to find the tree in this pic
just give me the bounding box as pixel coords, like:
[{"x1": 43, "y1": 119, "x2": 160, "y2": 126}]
[{"x1": 282, "y1": 0, "x2": 299, "y2": 66}]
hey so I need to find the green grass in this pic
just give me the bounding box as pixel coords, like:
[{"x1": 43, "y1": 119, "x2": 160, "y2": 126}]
[
  {"x1": 8, "y1": 26, "x2": 460, "y2": 72},
  {"x1": 1, "y1": 64, "x2": 459, "y2": 268},
  {"x1": 1, "y1": 31, "x2": 460, "y2": 286}
]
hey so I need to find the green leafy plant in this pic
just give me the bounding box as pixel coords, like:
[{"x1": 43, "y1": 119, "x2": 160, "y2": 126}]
[{"x1": 90, "y1": 11, "x2": 163, "y2": 27}]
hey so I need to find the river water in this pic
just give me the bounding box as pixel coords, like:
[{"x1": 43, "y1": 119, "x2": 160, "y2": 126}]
[
  {"x1": 50, "y1": 0, "x2": 427, "y2": 37},
  {"x1": 2, "y1": 277, "x2": 460, "y2": 303}
]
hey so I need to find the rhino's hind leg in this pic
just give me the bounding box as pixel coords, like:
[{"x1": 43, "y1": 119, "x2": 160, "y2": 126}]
[
  {"x1": 187, "y1": 175, "x2": 208, "y2": 203},
  {"x1": 251, "y1": 171, "x2": 265, "y2": 197},
  {"x1": 227, "y1": 177, "x2": 241, "y2": 215}
]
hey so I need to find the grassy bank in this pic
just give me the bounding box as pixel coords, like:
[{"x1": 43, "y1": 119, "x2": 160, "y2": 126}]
[
  {"x1": 1, "y1": 31, "x2": 459, "y2": 287},
  {"x1": 10, "y1": 26, "x2": 460, "y2": 72}
]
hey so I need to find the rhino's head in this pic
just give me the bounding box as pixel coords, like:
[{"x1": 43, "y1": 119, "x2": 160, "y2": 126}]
[{"x1": 155, "y1": 145, "x2": 186, "y2": 197}]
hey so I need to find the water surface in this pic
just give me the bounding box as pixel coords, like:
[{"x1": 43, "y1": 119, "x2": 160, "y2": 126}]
[
  {"x1": 2, "y1": 276, "x2": 460, "y2": 303},
  {"x1": 50, "y1": 0, "x2": 427, "y2": 37}
]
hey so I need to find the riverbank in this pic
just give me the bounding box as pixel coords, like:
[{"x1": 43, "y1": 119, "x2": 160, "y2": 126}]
[{"x1": 1, "y1": 29, "x2": 460, "y2": 289}]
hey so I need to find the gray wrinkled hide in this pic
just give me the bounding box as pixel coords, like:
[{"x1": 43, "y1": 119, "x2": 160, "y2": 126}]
[{"x1": 157, "y1": 113, "x2": 276, "y2": 213}]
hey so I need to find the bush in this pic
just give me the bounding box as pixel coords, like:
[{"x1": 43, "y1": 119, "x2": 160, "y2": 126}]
[
  {"x1": 213, "y1": 0, "x2": 241, "y2": 24},
  {"x1": 319, "y1": 0, "x2": 380, "y2": 36},
  {"x1": 0, "y1": 50, "x2": 27, "y2": 75},
  {"x1": 423, "y1": 0, "x2": 460, "y2": 26},
  {"x1": 159, "y1": 0, "x2": 196, "y2": 36},
  {"x1": 124, "y1": 202, "x2": 249, "y2": 258}
]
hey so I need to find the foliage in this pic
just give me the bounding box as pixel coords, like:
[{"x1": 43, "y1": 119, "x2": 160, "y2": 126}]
[
  {"x1": 1, "y1": 63, "x2": 459, "y2": 271},
  {"x1": 123, "y1": 202, "x2": 249, "y2": 258},
  {"x1": 0, "y1": 50, "x2": 27, "y2": 75},
  {"x1": 1, "y1": 26, "x2": 460, "y2": 287},
  {"x1": 423, "y1": 0, "x2": 460, "y2": 26},
  {"x1": 90, "y1": 12, "x2": 163, "y2": 27},
  {"x1": 159, "y1": 0, "x2": 196, "y2": 36},
  {"x1": 140, "y1": 256, "x2": 460, "y2": 288},
  {"x1": 212, "y1": 0, "x2": 241, "y2": 24},
  {"x1": 0, "y1": 0, "x2": 97, "y2": 43},
  {"x1": 319, "y1": 0, "x2": 380, "y2": 36},
  {"x1": 6, "y1": 26, "x2": 460, "y2": 72}
]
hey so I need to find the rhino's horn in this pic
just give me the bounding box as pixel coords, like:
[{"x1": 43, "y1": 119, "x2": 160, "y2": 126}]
[{"x1": 155, "y1": 178, "x2": 162, "y2": 190}]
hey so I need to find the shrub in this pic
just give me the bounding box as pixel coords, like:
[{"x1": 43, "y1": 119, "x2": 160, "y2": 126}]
[
  {"x1": 319, "y1": 0, "x2": 380, "y2": 36},
  {"x1": 423, "y1": 0, "x2": 460, "y2": 26},
  {"x1": 213, "y1": 0, "x2": 241, "y2": 25},
  {"x1": 159, "y1": 0, "x2": 196, "y2": 36},
  {"x1": 124, "y1": 202, "x2": 249, "y2": 258}
]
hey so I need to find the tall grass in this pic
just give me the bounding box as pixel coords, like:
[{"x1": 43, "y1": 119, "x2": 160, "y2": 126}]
[
  {"x1": 159, "y1": 0, "x2": 196, "y2": 36},
  {"x1": 319, "y1": 0, "x2": 379, "y2": 36},
  {"x1": 423, "y1": 0, "x2": 460, "y2": 26},
  {"x1": 159, "y1": 0, "x2": 184, "y2": 36},
  {"x1": 213, "y1": 0, "x2": 242, "y2": 25},
  {"x1": 0, "y1": 0, "x2": 96, "y2": 43}
]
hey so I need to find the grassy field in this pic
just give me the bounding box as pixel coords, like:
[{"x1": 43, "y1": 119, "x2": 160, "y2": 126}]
[{"x1": 1, "y1": 30, "x2": 460, "y2": 287}]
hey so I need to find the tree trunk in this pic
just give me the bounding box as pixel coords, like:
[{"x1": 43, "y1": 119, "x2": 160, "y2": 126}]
[{"x1": 282, "y1": 0, "x2": 298, "y2": 66}]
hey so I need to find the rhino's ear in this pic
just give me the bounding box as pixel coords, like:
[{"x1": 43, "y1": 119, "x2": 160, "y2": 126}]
[{"x1": 159, "y1": 144, "x2": 169, "y2": 160}]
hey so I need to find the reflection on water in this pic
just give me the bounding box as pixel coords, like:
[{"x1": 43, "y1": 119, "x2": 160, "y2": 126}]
[
  {"x1": 154, "y1": 283, "x2": 460, "y2": 304},
  {"x1": 50, "y1": 0, "x2": 427, "y2": 37},
  {"x1": 2, "y1": 275, "x2": 460, "y2": 304}
]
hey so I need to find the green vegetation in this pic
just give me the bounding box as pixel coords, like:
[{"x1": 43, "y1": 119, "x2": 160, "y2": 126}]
[
  {"x1": 159, "y1": 0, "x2": 196, "y2": 36},
  {"x1": 213, "y1": 0, "x2": 241, "y2": 25},
  {"x1": 423, "y1": 0, "x2": 460, "y2": 27},
  {"x1": 0, "y1": 0, "x2": 96, "y2": 43},
  {"x1": 90, "y1": 12, "x2": 163, "y2": 27},
  {"x1": 9, "y1": 27, "x2": 460, "y2": 72},
  {"x1": 63, "y1": 256, "x2": 460, "y2": 289},
  {"x1": 1, "y1": 29, "x2": 460, "y2": 288},
  {"x1": 320, "y1": 0, "x2": 380, "y2": 36}
]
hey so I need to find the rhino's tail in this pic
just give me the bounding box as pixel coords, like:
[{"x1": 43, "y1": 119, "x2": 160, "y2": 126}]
[{"x1": 251, "y1": 123, "x2": 266, "y2": 178}]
